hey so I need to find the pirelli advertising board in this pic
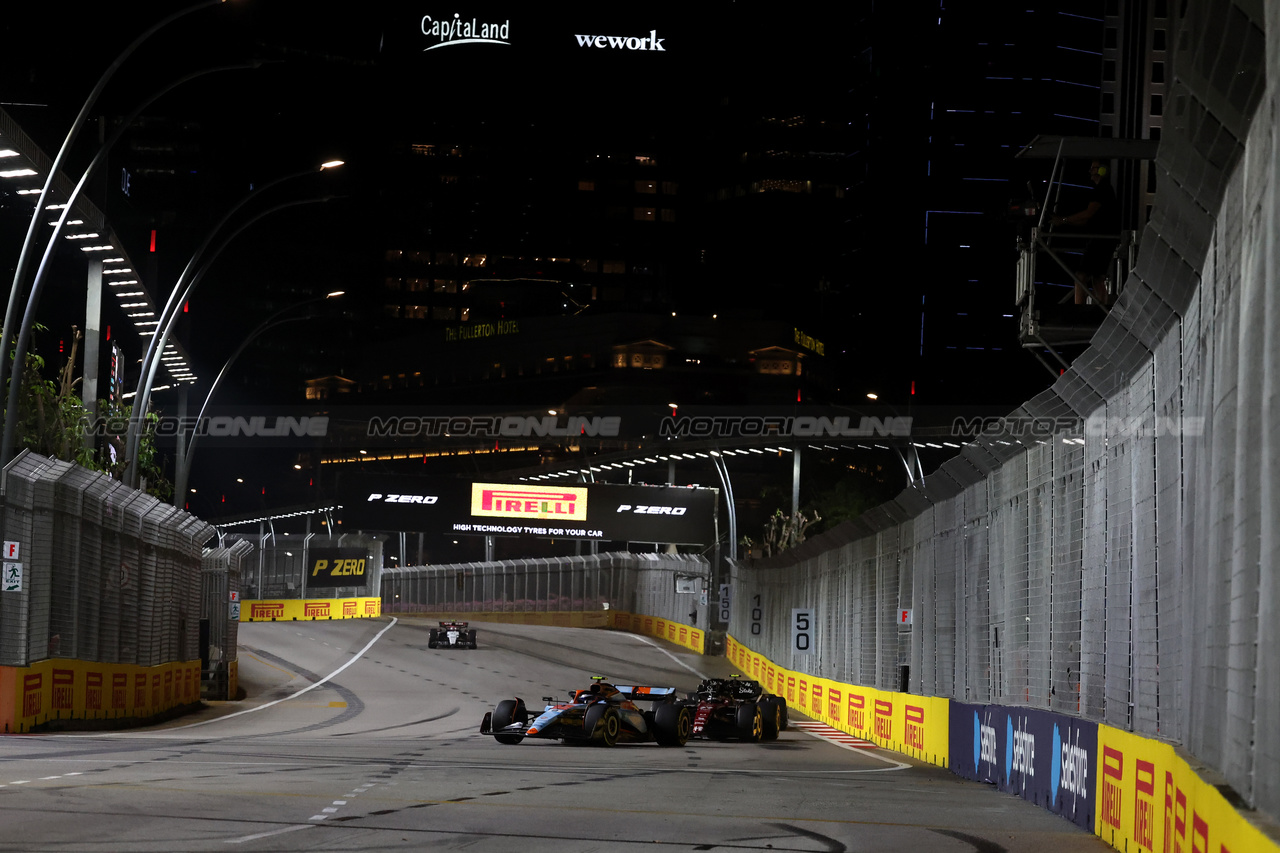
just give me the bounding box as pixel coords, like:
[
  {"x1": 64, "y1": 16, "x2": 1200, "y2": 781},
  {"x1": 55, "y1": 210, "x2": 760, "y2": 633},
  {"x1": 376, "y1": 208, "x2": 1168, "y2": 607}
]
[{"x1": 339, "y1": 474, "x2": 716, "y2": 545}]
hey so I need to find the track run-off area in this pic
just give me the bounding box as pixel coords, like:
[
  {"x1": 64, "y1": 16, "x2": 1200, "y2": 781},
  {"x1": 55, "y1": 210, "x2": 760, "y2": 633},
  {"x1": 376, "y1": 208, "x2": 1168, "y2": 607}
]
[{"x1": 0, "y1": 618, "x2": 1109, "y2": 852}]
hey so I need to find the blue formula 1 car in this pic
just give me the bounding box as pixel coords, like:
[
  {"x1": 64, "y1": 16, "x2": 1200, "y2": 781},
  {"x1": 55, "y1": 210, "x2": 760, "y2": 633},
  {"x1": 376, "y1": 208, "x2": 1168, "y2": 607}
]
[{"x1": 480, "y1": 676, "x2": 693, "y2": 747}]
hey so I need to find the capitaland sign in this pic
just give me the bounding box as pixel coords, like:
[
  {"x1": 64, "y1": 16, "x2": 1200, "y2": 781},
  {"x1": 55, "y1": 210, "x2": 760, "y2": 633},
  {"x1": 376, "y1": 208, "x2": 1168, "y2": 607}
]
[
  {"x1": 471, "y1": 483, "x2": 588, "y2": 521},
  {"x1": 421, "y1": 13, "x2": 511, "y2": 51}
]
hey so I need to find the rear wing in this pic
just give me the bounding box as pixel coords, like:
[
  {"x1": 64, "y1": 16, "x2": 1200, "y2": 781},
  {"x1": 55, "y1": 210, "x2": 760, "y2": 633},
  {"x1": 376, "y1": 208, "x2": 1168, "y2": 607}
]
[
  {"x1": 612, "y1": 685, "x2": 678, "y2": 702},
  {"x1": 439, "y1": 621, "x2": 470, "y2": 629}
]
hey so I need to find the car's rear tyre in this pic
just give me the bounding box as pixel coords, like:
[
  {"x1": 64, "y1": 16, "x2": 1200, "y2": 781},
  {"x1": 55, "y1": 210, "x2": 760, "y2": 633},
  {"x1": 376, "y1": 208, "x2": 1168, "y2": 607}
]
[
  {"x1": 585, "y1": 704, "x2": 620, "y2": 746},
  {"x1": 467, "y1": 630, "x2": 478, "y2": 648},
  {"x1": 759, "y1": 698, "x2": 782, "y2": 740},
  {"x1": 654, "y1": 702, "x2": 692, "y2": 746},
  {"x1": 736, "y1": 701, "x2": 763, "y2": 742},
  {"x1": 492, "y1": 699, "x2": 526, "y2": 745}
]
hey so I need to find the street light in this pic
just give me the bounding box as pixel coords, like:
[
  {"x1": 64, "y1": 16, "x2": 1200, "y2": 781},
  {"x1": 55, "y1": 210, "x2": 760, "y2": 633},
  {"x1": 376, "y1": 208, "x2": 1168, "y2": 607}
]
[
  {"x1": 0, "y1": 58, "x2": 261, "y2": 469},
  {"x1": 123, "y1": 163, "x2": 344, "y2": 486},
  {"x1": 171, "y1": 291, "x2": 345, "y2": 503},
  {"x1": 0, "y1": 2, "x2": 225, "y2": 435}
]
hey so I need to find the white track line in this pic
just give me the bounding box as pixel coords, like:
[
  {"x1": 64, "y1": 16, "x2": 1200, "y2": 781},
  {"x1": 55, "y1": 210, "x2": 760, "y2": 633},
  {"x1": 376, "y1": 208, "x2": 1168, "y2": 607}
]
[
  {"x1": 172, "y1": 617, "x2": 399, "y2": 730},
  {"x1": 624, "y1": 633, "x2": 709, "y2": 680},
  {"x1": 225, "y1": 824, "x2": 315, "y2": 844}
]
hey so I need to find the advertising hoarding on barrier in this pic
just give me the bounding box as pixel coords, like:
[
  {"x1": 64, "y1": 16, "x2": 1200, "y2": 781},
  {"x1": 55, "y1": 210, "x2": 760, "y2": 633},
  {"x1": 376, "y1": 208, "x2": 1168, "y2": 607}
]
[
  {"x1": 724, "y1": 635, "x2": 949, "y2": 766},
  {"x1": 949, "y1": 702, "x2": 1097, "y2": 830},
  {"x1": 305, "y1": 548, "x2": 369, "y2": 589},
  {"x1": 1094, "y1": 725, "x2": 1278, "y2": 853},
  {"x1": 241, "y1": 597, "x2": 382, "y2": 621},
  {"x1": 0, "y1": 658, "x2": 201, "y2": 734},
  {"x1": 339, "y1": 473, "x2": 716, "y2": 544}
]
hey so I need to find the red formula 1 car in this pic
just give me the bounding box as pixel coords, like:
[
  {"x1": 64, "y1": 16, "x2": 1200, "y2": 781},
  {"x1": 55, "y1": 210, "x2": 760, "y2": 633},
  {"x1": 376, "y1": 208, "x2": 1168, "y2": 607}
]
[
  {"x1": 480, "y1": 676, "x2": 693, "y2": 747},
  {"x1": 681, "y1": 675, "x2": 789, "y2": 742}
]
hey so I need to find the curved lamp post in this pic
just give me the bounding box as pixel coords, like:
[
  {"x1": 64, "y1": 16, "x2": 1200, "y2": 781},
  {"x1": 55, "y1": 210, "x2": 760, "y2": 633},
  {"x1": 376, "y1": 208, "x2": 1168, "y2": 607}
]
[
  {"x1": 172, "y1": 291, "x2": 345, "y2": 503},
  {"x1": 123, "y1": 174, "x2": 343, "y2": 487},
  {"x1": 0, "y1": 59, "x2": 260, "y2": 468},
  {"x1": 0, "y1": 0, "x2": 226, "y2": 452}
]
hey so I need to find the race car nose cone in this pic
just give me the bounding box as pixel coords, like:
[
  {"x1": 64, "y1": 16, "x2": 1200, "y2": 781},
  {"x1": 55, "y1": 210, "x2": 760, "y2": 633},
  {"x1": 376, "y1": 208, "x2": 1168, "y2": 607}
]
[{"x1": 526, "y1": 727, "x2": 539, "y2": 735}]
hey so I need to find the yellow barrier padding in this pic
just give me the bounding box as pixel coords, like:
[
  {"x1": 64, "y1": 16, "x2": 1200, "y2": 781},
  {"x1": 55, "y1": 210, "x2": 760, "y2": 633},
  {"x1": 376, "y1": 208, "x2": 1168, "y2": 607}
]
[
  {"x1": 609, "y1": 612, "x2": 705, "y2": 654},
  {"x1": 240, "y1": 597, "x2": 382, "y2": 621},
  {"x1": 1096, "y1": 725, "x2": 1279, "y2": 853},
  {"x1": 726, "y1": 635, "x2": 950, "y2": 767},
  {"x1": 0, "y1": 658, "x2": 202, "y2": 734},
  {"x1": 391, "y1": 610, "x2": 705, "y2": 654}
]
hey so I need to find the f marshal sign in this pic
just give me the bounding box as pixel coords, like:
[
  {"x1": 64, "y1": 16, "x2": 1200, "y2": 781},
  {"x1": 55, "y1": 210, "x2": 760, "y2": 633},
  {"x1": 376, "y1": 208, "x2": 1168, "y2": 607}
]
[{"x1": 471, "y1": 483, "x2": 588, "y2": 521}]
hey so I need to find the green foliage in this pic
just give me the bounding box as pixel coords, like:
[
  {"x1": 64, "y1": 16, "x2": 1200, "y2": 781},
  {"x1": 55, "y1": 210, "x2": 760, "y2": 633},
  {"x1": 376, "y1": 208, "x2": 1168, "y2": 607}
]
[{"x1": 7, "y1": 325, "x2": 172, "y2": 501}]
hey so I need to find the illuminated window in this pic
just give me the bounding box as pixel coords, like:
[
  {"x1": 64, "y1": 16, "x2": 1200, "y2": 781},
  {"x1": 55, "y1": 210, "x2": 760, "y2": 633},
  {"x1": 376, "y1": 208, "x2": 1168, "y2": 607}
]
[
  {"x1": 405, "y1": 278, "x2": 428, "y2": 292},
  {"x1": 434, "y1": 280, "x2": 458, "y2": 293},
  {"x1": 460, "y1": 307, "x2": 471, "y2": 321},
  {"x1": 384, "y1": 304, "x2": 402, "y2": 318},
  {"x1": 462, "y1": 254, "x2": 487, "y2": 267},
  {"x1": 408, "y1": 250, "x2": 430, "y2": 264},
  {"x1": 578, "y1": 180, "x2": 595, "y2": 191},
  {"x1": 635, "y1": 155, "x2": 656, "y2": 166},
  {"x1": 432, "y1": 306, "x2": 456, "y2": 320},
  {"x1": 384, "y1": 277, "x2": 402, "y2": 291},
  {"x1": 634, "y1": 207, "x2": 656, "y2": 221},
  {"x1": 635, "y1": 180, "x2": 657, "y2": 194},
  {"x1": 385, "y1": 249, "x2": 403, "y2": 262},
  {"x1": 411, "y1": 144, "x2": 436, "y2": 156},
  {"x1": 404, "y1": 305, "x2": 427, "y2": 319},
  {"x1": 602, "y1": 260, "x2": 625, "y2": 274}
]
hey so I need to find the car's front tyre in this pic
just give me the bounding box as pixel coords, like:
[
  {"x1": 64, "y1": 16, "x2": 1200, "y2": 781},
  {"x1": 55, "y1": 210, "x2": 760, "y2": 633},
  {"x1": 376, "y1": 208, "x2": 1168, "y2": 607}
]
[{"x1": 492, "y1": 699, "x2": 527, "y2": 745}]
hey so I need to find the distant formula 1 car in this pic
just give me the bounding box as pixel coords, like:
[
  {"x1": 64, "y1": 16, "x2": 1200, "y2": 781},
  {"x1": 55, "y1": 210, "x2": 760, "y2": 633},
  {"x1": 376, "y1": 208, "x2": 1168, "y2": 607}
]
[
  {"x1": 481, "y1": 676, "x2": 693, "y2": 747},
  {"x1": 681, "y1": 675, "x2": 789, "y2": 742},
  {"x1": 427, "y1": 621, "x2": 477, "y2": 649}
]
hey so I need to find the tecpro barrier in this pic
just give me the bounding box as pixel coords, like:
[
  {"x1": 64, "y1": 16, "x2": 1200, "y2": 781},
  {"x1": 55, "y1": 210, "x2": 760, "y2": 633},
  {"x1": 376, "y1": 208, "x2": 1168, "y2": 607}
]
[
  {"x1": 0, "y1": 658, "x2": 201, "y2": 733},
  {"x1": 726, "y1": 636, "x2": 949, "y2": 767},
  {"x1": 239, "y1": 598, "x2": 382, "y2": 621}
]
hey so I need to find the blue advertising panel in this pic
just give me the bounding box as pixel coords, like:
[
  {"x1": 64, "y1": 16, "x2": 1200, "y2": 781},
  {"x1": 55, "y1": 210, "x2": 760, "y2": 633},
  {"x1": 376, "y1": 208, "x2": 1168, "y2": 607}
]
[{"x1": 949, "y1": 702, "x2": 1097, "y2": 831}]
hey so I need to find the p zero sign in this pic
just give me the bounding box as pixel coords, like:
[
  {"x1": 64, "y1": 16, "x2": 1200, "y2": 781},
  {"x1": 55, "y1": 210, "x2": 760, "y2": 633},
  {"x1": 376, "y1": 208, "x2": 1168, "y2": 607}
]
[
  {"x1": 339, "y1": 474, "x2": 715, "y2": 545},
  {"x1": 307, "y1": 548, "x2": 368, "y2": 589}
]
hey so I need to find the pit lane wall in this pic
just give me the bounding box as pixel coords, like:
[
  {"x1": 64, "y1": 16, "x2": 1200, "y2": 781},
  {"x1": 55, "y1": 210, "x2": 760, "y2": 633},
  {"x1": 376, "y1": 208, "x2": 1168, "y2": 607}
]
[
  {"x1": 0, "y1": 659, "x2": 201, "y2": 733},
  {"x1": 238, "y1": 597, "x2": 382, "y2": 621}
]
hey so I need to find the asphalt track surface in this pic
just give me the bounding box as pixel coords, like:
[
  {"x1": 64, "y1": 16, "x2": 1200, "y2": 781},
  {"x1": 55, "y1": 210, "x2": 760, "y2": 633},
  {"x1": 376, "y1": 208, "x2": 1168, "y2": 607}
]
[{"x1": 0, "y1": 618, "x2": 1110, "y2": 852}]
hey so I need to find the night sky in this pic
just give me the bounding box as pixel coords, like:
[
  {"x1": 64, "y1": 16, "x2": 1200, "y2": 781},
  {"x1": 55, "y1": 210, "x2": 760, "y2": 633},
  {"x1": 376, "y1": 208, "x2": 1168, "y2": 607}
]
[{"x1": 0, "y1": 2, "x2": 1098, "y2": 524}]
